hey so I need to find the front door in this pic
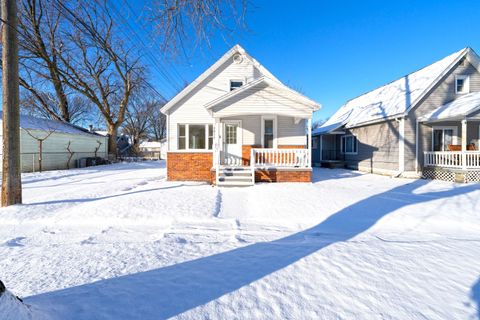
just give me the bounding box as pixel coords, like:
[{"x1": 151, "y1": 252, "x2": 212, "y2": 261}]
[{"x1": 223, "y1": 120, "x2": 242, "y2": 166}]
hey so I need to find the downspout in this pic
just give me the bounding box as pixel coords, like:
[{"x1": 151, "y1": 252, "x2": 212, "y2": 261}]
[
  {"x1": 415, "y1": 119, "x2": 419, "y2": 174},
  {"x1": 395, "y1": 117, "x2": 405, "y2": 177}
]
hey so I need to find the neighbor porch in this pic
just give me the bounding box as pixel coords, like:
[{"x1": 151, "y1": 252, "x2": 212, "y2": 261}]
[{"x1": 419, "y1": 94, "x2": 480, "y2": 182}]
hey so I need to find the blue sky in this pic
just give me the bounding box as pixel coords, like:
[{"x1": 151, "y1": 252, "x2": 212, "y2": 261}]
[{"x1": 156, "y1": 0, "x2": 480, "y2": 124}]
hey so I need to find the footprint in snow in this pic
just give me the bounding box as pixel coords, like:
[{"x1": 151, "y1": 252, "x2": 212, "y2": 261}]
[
  {"x1": 80, "y1": 236, "x2": 96, "y2": 245},
  {"x1": 5, "y1": 237, "x2": 26, "y2": 247}
]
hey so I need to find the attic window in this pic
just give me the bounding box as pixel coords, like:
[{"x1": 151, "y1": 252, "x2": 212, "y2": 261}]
[
  {"x1": 230, "y1": 80, "x2": 243, "y2": 91},
  {"x1": 455, "y1": 75, "x2": 470, "y2": 94}
]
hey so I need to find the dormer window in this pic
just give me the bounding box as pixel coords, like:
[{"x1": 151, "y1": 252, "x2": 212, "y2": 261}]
[
  {"x1": 455, "y1": 75, "x2": 470, "y2": 94},
  {"x1": 230, "y1": 80, "x2": 243, "y2": 91}
]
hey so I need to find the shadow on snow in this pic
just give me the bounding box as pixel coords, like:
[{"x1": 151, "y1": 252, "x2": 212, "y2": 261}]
[{"x1": 27, "y1": 179, "x2": 480, "y2": 319}]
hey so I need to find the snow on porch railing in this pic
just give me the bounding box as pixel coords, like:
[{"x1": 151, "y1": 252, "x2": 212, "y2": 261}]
[
  {"x1": 424, "y1": 151, "x2": 480, "y2": 169},
  {"x1": 251, "y1": 148, "x2": 309, "y2": 168}
]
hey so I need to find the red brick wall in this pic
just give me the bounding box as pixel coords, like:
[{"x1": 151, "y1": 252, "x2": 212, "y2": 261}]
[
  {"x1": 255, "y1": 169, "x2": 311, "y2": 183},
  {"x1": 167, "y1": 152, "x2": 213, "y2": 182},
  {"x1": 241, "y1": 145, "x2": 261, "y2": 166}
]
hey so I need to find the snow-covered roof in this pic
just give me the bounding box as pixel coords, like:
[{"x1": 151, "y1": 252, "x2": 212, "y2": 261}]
[
  {"x1": 419, "y1": 91, "x2": 480, "y2": 122},
  {"x1": 161, "y1": 44, "x2": 281, "y2": 114},
  {"x1": 316, "y1": 48, "x2": 473, "y2": 134},
  {"x1": 205, "y1": 77, "x2": 321, "y2": 115},
  {"x1": 0, "y1": 114, "x2": 101, "y2": 136}
]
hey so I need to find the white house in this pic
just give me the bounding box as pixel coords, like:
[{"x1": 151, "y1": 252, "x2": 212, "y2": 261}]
[
  {"x1": 0, "y1": 114, "x2": 108, "y2": 172},
  {"x1": 161, "y1": 44, "x2": 320, "y2": 186}
]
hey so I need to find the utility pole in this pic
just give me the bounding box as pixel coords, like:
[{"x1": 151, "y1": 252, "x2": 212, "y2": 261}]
[{"x1": 1, "y1": 0, "x2": 22, "y2": 206}]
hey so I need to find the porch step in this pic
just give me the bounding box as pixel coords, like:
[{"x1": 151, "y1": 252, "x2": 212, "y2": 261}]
[{"x1": 217, "y1": 167, "x2": 254, "y2": 186}]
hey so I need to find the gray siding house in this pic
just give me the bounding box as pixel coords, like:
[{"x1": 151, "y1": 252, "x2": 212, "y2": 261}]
[{"x1": 313, "y1": 47, "x2": 480, "y2": 183}]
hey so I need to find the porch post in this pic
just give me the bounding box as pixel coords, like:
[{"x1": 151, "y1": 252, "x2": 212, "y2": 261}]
[
  {"x1": 461, "y1": 118, "x2": 467, "y2": 170},
  {"x1": 307, "y1": 118, "x2": 312, "y2": 167}
]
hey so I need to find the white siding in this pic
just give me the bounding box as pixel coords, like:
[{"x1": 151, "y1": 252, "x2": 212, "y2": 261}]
[
  {"x1": 211, "y1": 84, "x2": 312, "y2": 119},
  {"x1": 277, "y1": 116, "x2": 306, "y2": 146},
  {"x1": 222, "y1": 115, "x2": 306, "y2": 146},
  {"x1": 167, "y1": 59, "x2": 261, "y2": 150}
]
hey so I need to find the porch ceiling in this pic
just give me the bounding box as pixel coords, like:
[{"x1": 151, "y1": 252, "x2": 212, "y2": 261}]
[
  {"x1": 204, "y1": 77, "x2": 320, "y2": 119},
  {"x1": 419, "y1": 91, "x2": 480, "y2": 122}
]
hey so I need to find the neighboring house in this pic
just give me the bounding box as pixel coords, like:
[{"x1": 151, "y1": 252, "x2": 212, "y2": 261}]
[
  {"x1": 0, "y1": 114, "x2": 108, "y2": 172},
  {"x1": 161, "y1": 44, "x2": 320, "y2": 186},
  {"x1": 95, "y1": 131, "x2": 132, "y2": 156},
  {"x1": 139, "y1": 139, "x2": 167, "y2": 159},
  {"x1": 313, "y1": 47, "x2": 480, "y2": 183}
]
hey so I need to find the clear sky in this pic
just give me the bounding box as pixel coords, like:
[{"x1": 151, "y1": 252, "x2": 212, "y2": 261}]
[{"x1": 159, "y1": 0, "x2": 480, "y2": 124}]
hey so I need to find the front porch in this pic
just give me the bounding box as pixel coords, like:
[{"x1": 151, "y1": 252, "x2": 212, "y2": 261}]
[
  {"x1": 214, "y1": 148, "x2": 312, "y2": 186},
  {"x1": 419, "y1": 95, "x2": 480, "y2": 182}
]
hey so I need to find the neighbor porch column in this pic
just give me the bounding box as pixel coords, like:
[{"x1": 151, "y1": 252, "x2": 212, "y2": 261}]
[
  {"x1": 461, "y1": 118, "x2": 467, "y2": 170},
  {"x1": 307, "y1": 118, "x2": 312, "y2": 167}
]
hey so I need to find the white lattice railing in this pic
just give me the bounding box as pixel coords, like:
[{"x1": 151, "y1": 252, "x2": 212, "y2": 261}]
[
  {"x1": 251, "y1": 148, "x2": 310, "y2": 168},
  {"x1": 424, "y1": 151, "x2": 480, "y2": 169}
]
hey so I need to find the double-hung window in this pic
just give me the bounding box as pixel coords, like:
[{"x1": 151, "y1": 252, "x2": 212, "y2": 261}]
[
  {"x1": 262, "y1": 117, "x2": 276, "y2": 148},
  {"x1": 178, "y1": 124, "x2": 214, "y2": 150},
  {"x1": 341, "y1": 135, "x2": 358, "y2": 154}
]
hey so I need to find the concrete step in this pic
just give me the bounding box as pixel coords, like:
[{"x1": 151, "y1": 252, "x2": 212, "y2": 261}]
[
  {"x1": 218, "y1": 175, "x2": 253, "y2": 182},
  {"x1": 217, "y1": 180, "x2": 254, "y2": 187}
]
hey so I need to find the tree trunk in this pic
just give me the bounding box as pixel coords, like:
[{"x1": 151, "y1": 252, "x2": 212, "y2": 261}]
[
  {"x1": 1, "y1": 0, "x2": 22, "y2": 206},
  {"x1": 107, "y1": 123, "x2": 118, "y2": 157}
]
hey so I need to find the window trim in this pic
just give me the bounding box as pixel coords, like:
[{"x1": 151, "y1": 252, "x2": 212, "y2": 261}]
[
  {"x1": 431, "y1": 126, "x2": 458, "y2": 151},
  {"x1": 261, "y1": 115, "x2": 277, "y2": 148},
  {"x1": 340, "y1": 135, "x2": 358, "y2": 155},
  {"x1": 455, "y1": 75, "x2": 470, "y2": 94},
  {"x1": 177, "y1": 123, "x2": 213, "y2": 151},
  {"x1": 229, "y1": 79, "x2": 244, "y2": 91}
]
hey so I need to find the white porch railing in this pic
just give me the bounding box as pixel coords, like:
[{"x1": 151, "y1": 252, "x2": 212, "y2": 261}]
[
  {"x1": 424, "y1": 151, "x2": 480, "y2": 169},
  {"x1": 251, "y1": 148, "x2": 310, "y2": 168}
]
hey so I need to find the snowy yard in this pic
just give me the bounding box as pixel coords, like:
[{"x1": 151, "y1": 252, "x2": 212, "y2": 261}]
[{"x1": 1, "y1": 161, "x2": 480, "y2": 319}]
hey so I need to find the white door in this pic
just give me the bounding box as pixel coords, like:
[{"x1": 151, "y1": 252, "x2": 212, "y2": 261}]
[{"x1": 223, "y1": 120, "x2": 242, "y2": 166}]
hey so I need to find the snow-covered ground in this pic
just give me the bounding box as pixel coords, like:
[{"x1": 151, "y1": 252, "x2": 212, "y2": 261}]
[{"x1": 1, "y1": 161, "x2": 480, "y2": 319}]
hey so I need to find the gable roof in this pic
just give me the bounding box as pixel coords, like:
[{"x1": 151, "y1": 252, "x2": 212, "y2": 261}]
[
  {"x1": 419, "y1": 91, "x2": 480, "y2": 122},
  {"x1": 205, "y1": 77, "x2": 321, "y2": 115},
  {"x1": 315, "y1": 47, "x2": 476, "y2": 134},
  {"x1": 161, "y1": 44, "x2": 280, "y2": 114},
  {"x1": 0, "y1": 114, "x2": 102, "y2": 136}
]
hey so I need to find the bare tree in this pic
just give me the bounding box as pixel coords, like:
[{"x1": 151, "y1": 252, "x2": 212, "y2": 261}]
[
  {"x1": 65, "y1": 140, "x2": 75, "y2": 169},
  {"x1": 94, "y1": 140, "x2": 102, "y2": 158},
  {"x1": 16, "y1": 0, "x2": 72, "y2": 122},
  {"x1": 1, "y1": 0, "x2": 23, "y2": 206},
  {"x1": 53, "y1": 1, "x2": 143, "y2": 157},
  {"x1": 149, "y1": 0, "x2": 248, "y2": 55},
  {"x1": 122, "y1": 94, "x2": 164, "y2": 153},
  {"x1": 146, "y1": 101, "x2": 166, "y2": 141},
  {"x1": 23, "y1": 127, "x2": 55, "y2": 172}
]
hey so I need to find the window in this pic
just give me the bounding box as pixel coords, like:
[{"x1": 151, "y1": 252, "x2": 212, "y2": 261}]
[
  {"x1": 341, "y1": 135, "x2": 358, "y2": 154},
  {"x1": 263, "y1": 119, "x2": 274, "y2": 148},
  {"x1": 432, "y1": 127, "x2": 457, "y2": 151},
  {"x1": 225, "y1": 124, "x2": 237, "y2": 144},
  {"x1": 208, "y1": 124, "x2": 214, "y2": 149},
  {"x1": 230, "y1": 80, "x2": 243, "y2": 91},
  {"x1": 178, "y1": 124, "x2": 186, "y2": 149},
  {"x1": 188, "y1": 125, "x2": 206, "y2": 149},
  {"x1": 178, "y1": 124, "x2": 213, "y2": 150},
  {"x1": 455, "y1": 75, "x2": 470, "y2": 94}
]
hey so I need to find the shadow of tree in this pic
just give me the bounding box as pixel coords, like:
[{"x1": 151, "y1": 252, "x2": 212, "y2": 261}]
[{"x1": 27, "y1": 180, "x2": 479, "y2": 319}]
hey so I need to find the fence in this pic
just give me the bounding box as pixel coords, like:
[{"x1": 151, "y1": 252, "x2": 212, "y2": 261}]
[{"x1": 0, "y1": 151, "x2": 108, "y2": 172}]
